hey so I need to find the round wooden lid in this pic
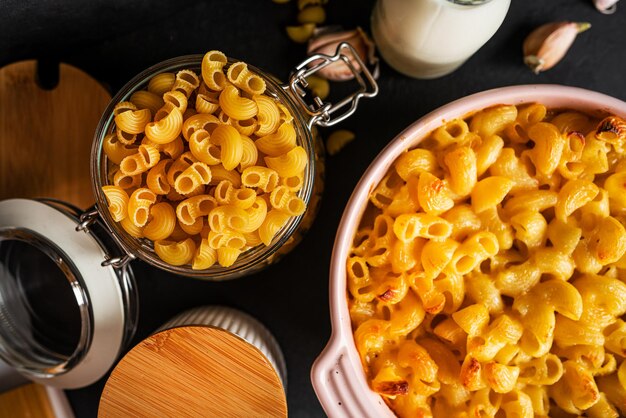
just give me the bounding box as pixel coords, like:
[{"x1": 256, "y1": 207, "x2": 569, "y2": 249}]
[{"x1": 98, "y1": 326, "x2": 287, "y2": 418}]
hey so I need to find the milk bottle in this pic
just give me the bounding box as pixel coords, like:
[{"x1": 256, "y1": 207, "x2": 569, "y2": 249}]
[{"x1": 372, "y1": 0, "x2": 511, "y2": 79}]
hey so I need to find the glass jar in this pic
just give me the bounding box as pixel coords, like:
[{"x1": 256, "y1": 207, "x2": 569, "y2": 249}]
[
  {"x1": 90, "y1": 44, "x2": 378, "y2": 280},
  {"x1": 0, "y1": 198, "x2": 138, "y2": 390}
]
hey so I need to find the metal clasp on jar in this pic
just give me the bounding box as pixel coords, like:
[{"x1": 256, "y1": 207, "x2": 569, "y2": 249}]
[
  {"x1": 285, "y1": 42, "x2": 379, "y2": 129},
  {"x1": 75, "y1": 206, "x2": 136, "y2": 269}
]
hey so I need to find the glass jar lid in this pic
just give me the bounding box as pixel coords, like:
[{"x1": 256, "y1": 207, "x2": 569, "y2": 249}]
[{"x1": 0, "y1": 199, "x2": 136, "y2": 388}]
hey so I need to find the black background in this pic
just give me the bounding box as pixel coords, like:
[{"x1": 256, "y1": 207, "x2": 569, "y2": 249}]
[{"x1": 1, "y1": 0, "x2": 625, "y2": 416}]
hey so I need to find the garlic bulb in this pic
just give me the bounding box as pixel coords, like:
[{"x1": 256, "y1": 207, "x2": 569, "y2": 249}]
[
  {"x1": 593, "y1": 0, "x2": 619, "y2": 14},
  {"x1": 307, "y1": 27, "x2": 379, "y2": 81},
  {"x1": 523, "y1": 22, "x2": 591, "y2": 74}
]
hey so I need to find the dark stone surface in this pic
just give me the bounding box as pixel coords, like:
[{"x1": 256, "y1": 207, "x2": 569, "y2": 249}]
[{"x1": 1, "y1": 0, "x2": 625, "y2": 416}]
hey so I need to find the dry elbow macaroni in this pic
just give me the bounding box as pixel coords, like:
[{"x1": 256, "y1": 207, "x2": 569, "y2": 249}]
[
  {"x1": 348, "y1": 104, "x2": 626, "y2": 417},
  {"x1": 102, "y1": 50, "x2": 308, "y2": 269}
]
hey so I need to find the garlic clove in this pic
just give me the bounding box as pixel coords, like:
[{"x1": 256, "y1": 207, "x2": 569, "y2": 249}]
[
  {"x1": 523, "y1": 22, "x2": 591, "y2": 74},
  {"x1": 593, "y1": 0, "x2": 619, "y2": 14},
  {"x1": 307, "y1": 26, "x2": 379, "y2": 81}
]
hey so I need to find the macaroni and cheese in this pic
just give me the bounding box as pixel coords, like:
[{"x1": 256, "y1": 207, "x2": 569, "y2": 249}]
[{"x1": 347, "y1": 104, "x2": 626, "y2": 417}]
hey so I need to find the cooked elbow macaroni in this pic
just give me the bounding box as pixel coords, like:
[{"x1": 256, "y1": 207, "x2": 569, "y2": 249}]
[
  {"x1": 103, "y1": 50, "x2": 308, "y2": 269},
  {"x1": 348, "y1": 105, "x2": 626, "y2": 417}
]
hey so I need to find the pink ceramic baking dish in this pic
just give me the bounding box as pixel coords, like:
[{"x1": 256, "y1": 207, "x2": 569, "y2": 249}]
[{"x1": 311, "y1": 84, "x2": 626, "y2": 417}]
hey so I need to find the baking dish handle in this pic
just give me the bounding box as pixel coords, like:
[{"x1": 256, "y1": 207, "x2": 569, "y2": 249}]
[{"x1": 311, "y1": 337, "x2": 392, "y2": 418}]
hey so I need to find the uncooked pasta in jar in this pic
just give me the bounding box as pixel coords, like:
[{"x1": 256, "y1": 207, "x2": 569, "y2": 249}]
[{"x1": 102, "y1": 50, "x2": 308, "y2": 269}]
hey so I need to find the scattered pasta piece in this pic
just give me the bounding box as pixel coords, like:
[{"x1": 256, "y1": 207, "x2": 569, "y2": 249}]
[
  {"x1": 297, "y1": 5, "x2": 326, "y2": 24},
  {"x1": 298, "y1": 0, "x2": 328, "y2": 10},
  {"x1": 282, "y1": 0, "x2": 330, "y2": 46},
  {"x1": 306, "y1": 75, "x2": 330, "y2": 100},
  {"x1": 102, "y1": 50, "x2": 309, "y2": 269},
  {"x1": 286, "y1": 23, "x2": 316, "y2": 43},
  {"x1": 326, "y1": 129, "x2": 355, "y2": 156}
]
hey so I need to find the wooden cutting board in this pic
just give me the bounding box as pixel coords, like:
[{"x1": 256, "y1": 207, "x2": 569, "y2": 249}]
[
  {"x1": 98, "y1": 326, "x2": 287, "y2": 418},
  {"x1": 0, "y1": 61, "x2": 111, "y2": 209}
]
